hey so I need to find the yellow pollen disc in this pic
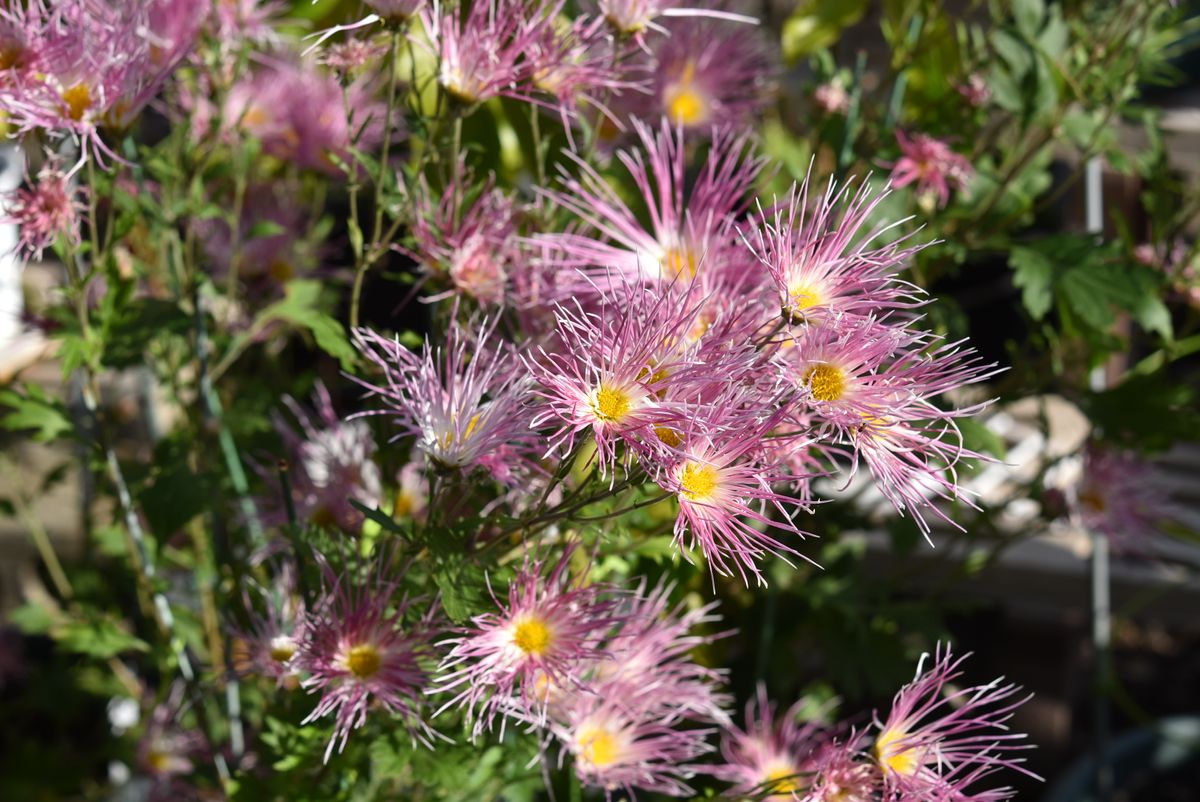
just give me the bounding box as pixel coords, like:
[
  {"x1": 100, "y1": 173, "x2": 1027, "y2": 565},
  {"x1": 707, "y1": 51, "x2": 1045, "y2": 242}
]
[
  {"x1": 874, "y1": 726, "x2": 920, "y2": 776},
  {"x1": 662, "y1": 245, "x2": 698, "y2": 278},
  {"x1": 1079, "y1": 488, "x2": 1105, "y2": 512},
  {"x1": 805, "y1": 363, "x2": 847, "y2": 403},
  {"x1": 765, "y1": 763, "x2": 803, "y2": 793},
  {"x1": 310, "y1": 505, "x2": 338, "y2": 528},
  {"x1": 61, "y1": 82, "x2": 92, "y2": 122},
  {"x1": 664, "y1": 62, "x2": 709, "y2": 127},
  {"x1": 578, "y1": 725, "x2": 620, "y2": 768},
  {"x1": 590, "y1": 384, "x2": 632, "y2": 424},
  {"x1": 1, "y1": 45, "x2": 25, "y2": 71},
  {"x1": 679, "y1": 461, "x2": 719, "y2": 502},
  {"x1": 787, "y1": 283, "x2": 823, "y2": 318},
  {"x1": 147, "y1": 750, "x2": 172, "y2": 773},
  {"x1": 345, "y1": 643, "x2": 383, "y2": 679},
  {"x1": 268, "y1": 636, "x2": 297, "y2": 664},
  {"x1": 512, "y1": 617, "x2": 552, "y2": 656},
  {"x1": 655, "y1": 427, "x2": 682, "y2": 448}
]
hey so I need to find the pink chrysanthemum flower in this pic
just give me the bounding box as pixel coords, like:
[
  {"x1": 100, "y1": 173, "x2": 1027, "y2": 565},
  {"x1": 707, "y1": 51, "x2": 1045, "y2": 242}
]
[
  {"x1": 223, "y1": 59, "x2": 385, "y2": 174},
  {"x1": 655, "y1": 406, "x2": 815, "y2": 585},
  {"x1": 745, "y1": 174, "x2": 927, "y2": 325},
  {"x1": 320, "y1": 37, "x2": 390, "y2": 79},
  {"x1": 408, "y1": 162, "x2": 518, "y2": 305},
  {"x1": 873, "y1": 646, "x2": 1037, "y2": 802},
  {"x1": 1, "y1": 1, "x2": 196, "y2": 159},
  {"x1": 2, "y1": 157, "x2": 84, "y2": 262},
  {"x1": 812, "y1": 80, "x2": 850, "y2": 115},
  {"x1": 232, "y1": 573, "x2": 306, "y2": 686},
  {"x1": 1077, "y1": 443, "x2": 1177, "y2": 556},
  {"x1": 366, "y1": 0, "x2": 425, "y2": 23},
  {"x1": 352, "y1": 319, "x2": 535, "y2": 477},
  {"x1": 716, "y1": 685, "x2": 827, "y2": 800},
  {"x1": 593, "y1": 579, "x2": 730, "y2": 724},
  {"x1": 533, "y1": 120, "x2": 764, "y2": 293},
  {"x1": 211, "y1": 0, "x2": 284, "y2": 44},
  {"x1": 431, "y1": 545, "x2": 621, "y2": 739},
  {"x1": 553, "y1": 683, "x2": 716, "y2": 798},
  {"x1": 804, "y1": 735, "x2": 879, "y2": 802},
  {"x1": 638, "y1": 17, "x2": 772, "y2": 132},
  {"x1": 957, "y1": 73, "x2": 990, "y2": 107},
  {"x1": 269, "y1": 382, "x2": 383, "y2": 532},
  {"x1": 298, "y1": 555, "x2": 439, "y2": 761},
  {"x1": 421, "y1": 0, "x2": 557, "y2": 106},
  {"x1": 889, "y1": 131, "x2": 974, "y2": 209},
  {"x1": 526, "y1": 281, "x2": 711, "y2": 475},
  {"x1": 137, "y1": 685, "x2": 207, "y2": 779},
  {"x1": 393, "y1": 460, "x2": 430, "y2": 523}
]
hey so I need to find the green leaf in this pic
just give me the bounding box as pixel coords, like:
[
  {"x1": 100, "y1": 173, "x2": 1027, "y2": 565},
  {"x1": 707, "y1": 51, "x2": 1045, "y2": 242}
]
[
  {"x1": 1011, "y1": 0, "x2": 1045, "y2": 38},
  {"x1": 1060, "y1": 267, "x2": 1116, "y2": 330},
  {"x1": 0, "y1": 384, "x2": 73, "y2": 442},
  {"x1": 245, "y1": 220, "x2": 286, "y2": 240},
  {"x1": 102, "y1": 298, "x2": 191, "y2": 369},
  {"x1": 57, "y1": 613, "x2": 149, "y2": 658},
  {"x1": 781, "y1": 0, "x2": 869, "y2": 62},
  {"x1": 434, "y1": 554, "x2": 489, "y2": 623},
  {"x1": 9, "y1": 601, "x2": 59, "y2": 635},
  {"x1": 1009, "y1": 246, "x2": 1055, "y2": 319},
  {"x1": 348, "y1": 499, "x2": 411, "y2": 539},
  {"x1": 265, "y1": 280, "x2": 357, "y2": 370},
  {"x1": 958, "y1": 417, "x2": 1008, "y2": 460}
]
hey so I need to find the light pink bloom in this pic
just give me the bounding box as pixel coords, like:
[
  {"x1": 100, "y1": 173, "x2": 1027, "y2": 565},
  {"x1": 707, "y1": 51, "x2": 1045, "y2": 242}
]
[
  {"x1": 267, "y1": 382, "x2": 383, "y2": 533},
  {"x1": 431, "y1": 545, "x2": 621, "y2": 739},
  {"x1": 408, "y1": 161, "x2": 518, "y2": 305},
  {"x1": 223, "y1": 59, "x2": 386, "y2": 174},
  {"x1": 1078, "y1": 443, "x2": 1177, "y2": 556},
  {"x1": 298, "y1": 555, "x2": 439, "y2": 761},
  {"x1": 533, "y1": 120, "x2": 764, "y2": 294},
  {"x1": 656, "y1": 410, "x2": 816, "y2": 585},
  {"x1": 957, "y1": 73, "x2": 990, "y2": 107},
  {"x1": 2, "y1": 157, "x2": 84, "y2": 261},
  {"x1": 889, "y1": 131, "x2": 974, "y2": 209},
  {"x1": 596, "y1": 0, "x2": 759, "y2": 41},
  {"x1": 352, "y1": 319, "x2": 536, "y2": 478},
  {"x1": 422, "y1": 0, "x2": 559, "y2": 106},
  {"x1": 716, "y1": 685, "x2": 827, "y2": 799},
  {"x1": 232, "y1": 571, "x2": 305, "y2": 686},
  {"x1": 211, "y1": 0, "x2": 284, "y2": 44},
  {"x1": 745, "y1": 173, "x2": 927, "y2": 325},
  {"x1": 639, "y1": 17, "x2": 772, "y2": 132},
  {"x1": 366, "y1": 0, "x2": 425, "y2": 22},
  {"x1": 803, "y1": 735, "x2": 879, "y2": 802},
  {"x1": 873, "y1": 645, "x2": 1037, "y2": 802},
  {"x1": 813, "y1": 80, "x2": 850, "y2": 114}
]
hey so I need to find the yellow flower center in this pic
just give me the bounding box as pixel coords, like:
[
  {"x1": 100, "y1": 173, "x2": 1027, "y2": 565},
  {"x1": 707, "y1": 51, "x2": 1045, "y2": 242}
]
[
  {"x1": 590, "y1": 384, "x2": 632, "y2": 424},
  {"x1": 61, "y1": 82, "x2": 92, "y2": 122},
  {"x1": 662, "y1": 244, "x2": 698, "y2": 278},
  {"x1": 765, "y1": 763, "x2": 804, "y2": 793},
  {"x1": 512, "y1": 616, "x2": 553, "y2": 656},
  {"x1": 1080, "y1": 487, "x2": 1105, "y2": 513},
  {"x1": 268, "y1": 257, "x2": 294, "y2": 283},
  {"x1": 679, "y1": 461, "x2": 719, "y2": 502},
  {"x1": 345, "y1": 643, "x2": 383, "y2": 679},
  {"x1": 147, "y1": 749, "x2": 172, "y2": 773},
  {"x1": 1, "y1": 44, "x2": 26, "y2": 71},
  {"x1": 655, "y1": 427, "x2": 682, "y2": 448},
  {"x1": 786, "y1": 282, "x2": 824, "y2": 320},
  {"x1": 577, "y1": 724, "x2": 621, "y2": 768},
  {"x1": 874, "y1": 726, "x2": 920, "y2": 776},
  {"x1": 268, "y1": 635, "x2": 297, "y2": 664},
  {"x1": 663, "y1": 62, "x2": 709, "y2": 127},
  {"x1": 805, "y1": 364, "x2": 847, "y2": 403}
]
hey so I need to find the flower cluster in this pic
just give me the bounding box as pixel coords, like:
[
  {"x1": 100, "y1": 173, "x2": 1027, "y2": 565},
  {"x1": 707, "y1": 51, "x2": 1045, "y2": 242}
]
[
  {"x1": 435, "y1": 549, "x2": 730, "y2": 797},
  {"x1": 715, "y1": 646, "x2": 1038, "y2": 802}
]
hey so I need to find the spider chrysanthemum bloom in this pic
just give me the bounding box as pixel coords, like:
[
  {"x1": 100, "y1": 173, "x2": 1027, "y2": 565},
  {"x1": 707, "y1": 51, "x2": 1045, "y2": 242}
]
[
  {"x1": 873, "y1": 646, "x2": 1038, "y2": 801},
  {"x1": 595, "y1": 0, "x2": 758, "y2": 41},
  {"x1": 298, "y1": 555, "x2": 440, "y2": 761},
  {"x1": 639, "y1": 18, "x2": 772, "y2": 132},
  {"x1": 1077, "y1": 443, "x2": 1177, "y2": 556},
  {"x1": 431, "y1": 545, "x2": 621, "y2": 739},
  {"x1": 715, "y1": 685, "x2": 827, "y2": 800},
  {"x1": 526, "y1": 281, "x2": 711, "y2": 475},
  {"x1": 659, "y1": 416, "x2": 816, "y2": 586},
  {"x1": 408, "y1": 161, "x2": 518, "y2": 305},
  {"x1": 889, "y1": 131, "x2": 974, "y2": 210},
  {"x1": 804, "y1": 735, "x2": 879, "y2": 802},
  {"x1": 421, "y1": 0, "x2": 556, "y2": 106},
  {"x1": 352, "y1": 319, "x2": 535, "y2": 479},
  {"x1": 594, "y1": 579, "x2": 731, "y2": 724},
  {"x1": 744, "y1": 173, "x2": 927, "y2": 326},
  {"x1": 366, "y1": 0, "x2": 425, "y2": 23},
  {"x1": 553, "y1": 685, "x2": 716, "y2": 798},
  {"x1": 3, "y1": 157, "x2": 84, "y2": 262},
  {"x1": 268, "y1": 382, "x2": 383, "y2": 533},
  {"x1": 1, "y1": 1, "x2": 196, "y2": 159},
  {"x1": 223, "y1": 60, "x2": 386, "y2": 174},
  {"x1": 533, "y1": 120, "x2": 765, "y2": 294},
  {"x1": 231, "y1": 572, "x2": 306, "y2": 686}
]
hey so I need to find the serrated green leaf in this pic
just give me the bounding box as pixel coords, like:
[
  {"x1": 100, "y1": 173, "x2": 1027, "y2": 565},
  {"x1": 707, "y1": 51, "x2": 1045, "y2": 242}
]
[
  {"x1": 1060, "y1": 267, "x2": 1116, "y2": 330},
  {"x1": 1009, "y1": 246, "x2": 1055, "y2": 319},
  {"x1": 0, "y1": 384, "x2": 73, "y2": 442},
  {"x1": 57, "y1": 614, "x2": 149, "y2": 658},
  {"x1": 9, "y1": 601, "x2": 59, "y2": 634}
]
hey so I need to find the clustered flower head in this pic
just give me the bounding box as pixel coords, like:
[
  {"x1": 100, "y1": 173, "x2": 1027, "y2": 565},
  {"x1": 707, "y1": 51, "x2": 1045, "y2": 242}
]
[
  {"x1": 714, "y1": 646, "x2": 1038, "y2": 802},
  {"x1": 1077, "y1": 442, "x2": 1179, "y2": 556},
  {"x1": 2, "y1": 155, "x2": 84, "y2": 261},
  {"x1": 889, "y1": 131, "x2": 975, "y2": 209}
]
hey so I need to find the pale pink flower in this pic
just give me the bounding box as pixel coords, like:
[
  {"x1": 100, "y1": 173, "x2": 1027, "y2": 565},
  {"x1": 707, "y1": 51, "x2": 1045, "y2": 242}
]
[
  {"x1": 889, "y1": 131, "x2": 974, "y2": 209},
  {"x1": 716, "y1": 685, "x2": 828, "y2": 799},
  {"x1": 873, "y1": 646, "x2": 1037, "y2": 801},
  {"x1": 1078, "y1": 443, "x2": 1178, "y2": 556},
  {"x1": 813, "y1": 80, "x2": 850, "y2": 114},
  {"x1": 298, "y1": 554, "x2": 440, "y2": 761},
  {"x1": 957, "y1": 73, "x2": 990, "y2": 107},
  {"x1": 2, "y1": 157, "x2": 84, "y2": 261},
  {"x1": 431, "y1": 545, "x2": 621, "y2": 739}
]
